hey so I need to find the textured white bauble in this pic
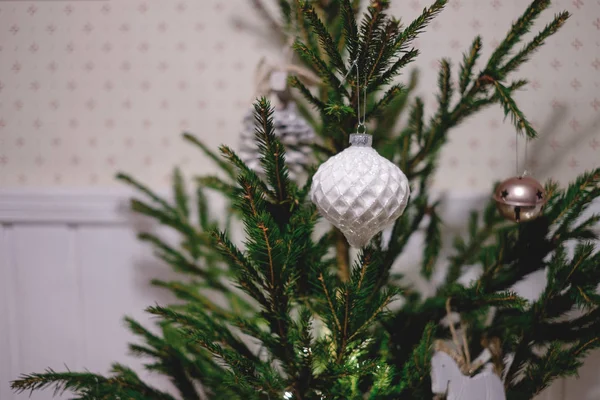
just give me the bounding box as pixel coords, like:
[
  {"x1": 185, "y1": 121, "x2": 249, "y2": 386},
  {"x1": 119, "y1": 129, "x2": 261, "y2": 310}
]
[{"x1": 310, "y1": 134, "x2": 410, "y2": 248}]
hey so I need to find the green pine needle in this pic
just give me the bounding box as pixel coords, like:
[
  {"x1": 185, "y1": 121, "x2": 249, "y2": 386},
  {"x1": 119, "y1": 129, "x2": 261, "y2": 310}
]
[
  {"x1": 459, "y1": 36, "x2": 482, "y2": 94},
  {"x1": 499, "y1": 11, "x2": 570, "y2": 79},
  {"x1": 493, "y1": 80, "x2": 537, "y2": 138},
  {"x1": 486, "y1": 0, "x2": 552, "y2": 70}
]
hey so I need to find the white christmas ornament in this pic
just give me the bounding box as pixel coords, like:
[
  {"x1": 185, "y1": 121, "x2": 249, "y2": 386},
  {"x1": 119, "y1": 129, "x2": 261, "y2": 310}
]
[
  {"x1": 431, "y1": 351, "x2": 506, "y2": 400},
  {"x1": 310, "y1": 134, "x2": 410, "y2": 248}
]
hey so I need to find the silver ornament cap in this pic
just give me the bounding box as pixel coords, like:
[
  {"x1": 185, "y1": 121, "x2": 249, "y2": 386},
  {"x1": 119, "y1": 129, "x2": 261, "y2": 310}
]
[{"x1": 310, "y1": 134, "x2": 410, "y2": 247}]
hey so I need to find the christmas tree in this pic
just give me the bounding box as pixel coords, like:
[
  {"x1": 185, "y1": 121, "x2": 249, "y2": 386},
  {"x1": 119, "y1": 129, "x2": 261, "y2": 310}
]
[{"x1": 11, "y1": 1, "x2": 600, "y2": 399}]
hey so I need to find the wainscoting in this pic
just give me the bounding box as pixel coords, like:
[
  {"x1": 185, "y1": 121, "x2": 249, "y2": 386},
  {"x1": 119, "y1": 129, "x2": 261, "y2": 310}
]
[{"x1": 0, "y1": 189, "x2": 597, "y2": 400}]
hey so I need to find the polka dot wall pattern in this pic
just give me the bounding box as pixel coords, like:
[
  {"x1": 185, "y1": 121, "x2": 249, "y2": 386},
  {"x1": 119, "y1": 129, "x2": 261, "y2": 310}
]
[{"x1": 0, "y1": 0, "x2": 597, "y2": 190}]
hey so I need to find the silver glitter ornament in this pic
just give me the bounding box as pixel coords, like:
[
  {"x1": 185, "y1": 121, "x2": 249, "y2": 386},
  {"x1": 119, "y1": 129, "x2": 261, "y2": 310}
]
[
  {"x1": 239, "y1": 102, "x2": 315, "y2": 180},
  {"x1": 310, "y1": 134, "x2": 410, "y2": 248},
  {"x1": 493, "y1": 175, "x2": 546, "y2": 222}
]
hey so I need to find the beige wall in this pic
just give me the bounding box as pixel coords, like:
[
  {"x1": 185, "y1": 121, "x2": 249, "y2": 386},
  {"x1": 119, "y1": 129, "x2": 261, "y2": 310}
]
[{"x1": 0, "y1": 0, "x2": 598, "y2": 190}]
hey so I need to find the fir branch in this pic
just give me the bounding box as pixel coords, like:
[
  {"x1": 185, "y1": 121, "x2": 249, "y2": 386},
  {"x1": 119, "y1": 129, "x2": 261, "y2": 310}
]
[
  {"x1": 288, "y1": 76, "x2": 327, "y2": 111},
  {"x1": 318, "y1": 272, "x2": 342, "y2": 332},
  {"x1": 292, "y1": 0, "x2": 321, "y2": 59},
  {"x1": 147, "y1": 306, "x2": 259, "y2": 364},
  {"x1": 550, "y1": 168, "x2": 600, "y2": 234},
  {"x1": 219, "y1": 145, "x2": 275, "y2": 198},
  {"x1": 395, "y1": 0, "x2": 447, "y2": 52},
  {"x1": 366, "y1": 84, "x2": 406, "y2": 120},
  {"x1": 499, "y1": 11, "x2": 570, "y2": 79},
  {"x1": 410, "y1": 97, "x2": 425, "y2": 144},
  {"x1": 358, "y1": 2, "x2": 395, "y2": 87},
  {"x1": 567, "y1": 214, "x2": 600, "y2": 241},
  {"x1": 259, "y1": 220, "x2": 276, "y2": 287},
  {"x1": 184, "y1": 330, "x2": 284, "y2": 396},
  {"x1": 151, "y1": 280, "x2": 237, "y2": 319},
  {"x1": 437, "y1": 59, "x2": 453, "y2": 115},
  {"x1": 211, "y1": 231, "x2": 260, "y2": 283},
  {"x1": 117, "y1": 173, "x2": 176, "y2": 214},
  {"x1": 211, "y1": 231, "x2": 270, "y2": 309},
  {"x1": 478, "y1": 291, "x2": 528, "y2": 310},
  {"x1": 422, "y1": 206, "x2": 442, "y2": 278},
  {"x1": 446, "y1": 206, "x2": 503, "y2": 284},
  {"x1": 253, "y1": 98, "x2": 291, "y2": 203},
  {"x1": 358, "y1": 2, "x2": 388, "y2": 64},
  {"x1": 374, "y1": 70, "x2": 419, "y2": 145},
  {"x1": 125, "y1": 318, "x2": 202, "y2": 400},
  {"x1": 347, "y1": 290, "x2": 397, "y2": 344},
  {"x1": 12, "y1": 368, "x2": 177, "y2": 400},
  {"x1": 382, "y1": 195, "x2": 430, "y2": 282},
  {"x1": 369, "y1": 49, "x2": 419, "y2": 91},
  {"x1": 196, "y1": 175, "x2": 237, "y2": 200},
  {"x1": 129, "y1": 200, "x2": 198, "y2": 243},
  {"x1": 509, "y1": 79, "x2": 529, "y2": 91},
  {"x1": 397, "y1": 323, "x2": 437, "y2": 396},
  {"x1": 338, "y1": 286, "x2": 351, "y2": 362},
  {"x1": 458, "y1": 36, "x2": 482, "y2": 94},
  {"x1": 137, "y1": 232, "x2": 209, "y2": 277},
  {"x1": 365, "y1": 18, "x2": 402, "y2": 87},
  {"x1": 302, "y1": 3, "x2": 346, "y2": 74},
  {"x1": 325, "y1": 102, "x2": 355, "y2": 121},
  {"x1": 565, "y1": 242, "x2": 595, "y2": 282},
  {"x1": 486, "y1": 0, "x2": 552, "y2": 70},
  {"x1": 182, "y1": 133, "x2": 235, "y2": 179},
  {"x1": 449, "y1": 95, "x2": 497, "y2": 127},
  {"x1": 195, "y1": 186, "x2": 213, "y2": 232},
  {"x1": 340, "y1": 0, "x2": 360, "y2": 62},
  {"x1": 294, "y1": 40, "x2": 347, "y2": 97},
  {"x1": 493, "y1": 80, "x2": 537, "y2": 138},
  {"x1": 172, "y1": 168, "x2": 189, "y2": 219},
  {"x1": 507, "y1": 342, "x2": 580, "y2": 399}
]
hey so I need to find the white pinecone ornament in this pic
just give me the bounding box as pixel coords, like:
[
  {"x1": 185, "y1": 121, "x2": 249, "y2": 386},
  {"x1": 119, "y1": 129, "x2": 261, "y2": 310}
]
[
  {"x1": 310, "y1": 134, "x2": 410, "y2": 248},
  {"x1": 239, "y1": 102, "x2": 315, "y2": 180}
]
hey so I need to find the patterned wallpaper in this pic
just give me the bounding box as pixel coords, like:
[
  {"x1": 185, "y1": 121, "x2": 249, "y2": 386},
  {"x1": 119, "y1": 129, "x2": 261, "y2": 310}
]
[{"x1": 0, "y1": 0, "x2": 598, "y2": 190}]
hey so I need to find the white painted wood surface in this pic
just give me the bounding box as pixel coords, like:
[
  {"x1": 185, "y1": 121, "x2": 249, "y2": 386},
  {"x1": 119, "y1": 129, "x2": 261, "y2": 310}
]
[{"x1": 0, "y1": 189, "x2": 597, "y2": 399}]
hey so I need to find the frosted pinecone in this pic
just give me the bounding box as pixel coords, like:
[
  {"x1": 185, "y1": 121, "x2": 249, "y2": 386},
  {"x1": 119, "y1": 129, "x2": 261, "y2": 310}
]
[{"x1": 238, "y1": 102, "x2": 315, "y2": 180}]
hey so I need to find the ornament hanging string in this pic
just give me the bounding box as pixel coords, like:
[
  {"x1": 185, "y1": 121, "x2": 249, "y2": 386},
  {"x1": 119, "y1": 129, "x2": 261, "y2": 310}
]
[
  {"x1": 515, "y1": 132, "x2": 530, "y2": 177},
  {"x1": 515, "y1": 132, "x2": 521, "y2": 176},
  {"x1": 525, "y1": 135, "x2": 529, "y2": 175},
  {"x1": 340, "y1": 58, "x2": 368, "y2": 134}
]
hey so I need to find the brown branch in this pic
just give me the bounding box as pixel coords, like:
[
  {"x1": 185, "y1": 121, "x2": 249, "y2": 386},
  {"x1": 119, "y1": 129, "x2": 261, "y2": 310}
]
[
  {"x1": 357, "y1": 252, "x2": 371, "y2": 290},
  {"x1": 318, "y1": 273, "x2": 342, "y2": 332},
  {"x1": 337, "y1": 288, "x2": 351, "y2": 363},
  {"x1": 347, "y1": 294, "x2": 394, "y2": 343},
  {"x1": 335, "y1": 228, "x2": 351, "y2": 282},
  {"x1": 258, "y1": 222, "x2": 275, "y2": 288}
]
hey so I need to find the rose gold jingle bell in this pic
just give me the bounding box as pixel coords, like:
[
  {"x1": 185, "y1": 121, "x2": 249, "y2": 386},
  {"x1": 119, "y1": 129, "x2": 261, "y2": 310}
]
[{"x1": 493, "y1": 176, "x2": 546, "y2": 222}]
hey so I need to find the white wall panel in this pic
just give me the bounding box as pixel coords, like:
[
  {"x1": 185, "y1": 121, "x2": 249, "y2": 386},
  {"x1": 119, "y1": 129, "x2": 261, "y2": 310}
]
[
  {"x1": 76, "y1": 224, "x2": 178, "y2": 394},
  {"x1": 10, "y1": 225, "x2": 81, "y2": 400},
  {"x1": 77, "y1": 225, "x2": 152, "y2": 374},
  {"x1": 1, "y1": 225, "x2": 16, "y2": 400}
]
